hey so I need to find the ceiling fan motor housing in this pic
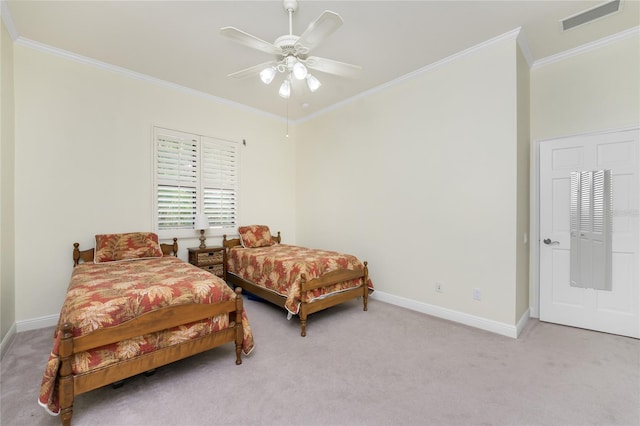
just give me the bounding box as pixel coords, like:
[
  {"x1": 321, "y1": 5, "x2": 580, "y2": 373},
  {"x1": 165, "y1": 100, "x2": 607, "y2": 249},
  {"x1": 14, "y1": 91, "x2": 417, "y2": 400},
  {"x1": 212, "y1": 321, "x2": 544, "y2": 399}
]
[
  {"x1": 274, "y1": 34, "x2": 308, "y2": 58},
  {"x1": 283, "y1": 0, "x2": 298, "y2": 13}
]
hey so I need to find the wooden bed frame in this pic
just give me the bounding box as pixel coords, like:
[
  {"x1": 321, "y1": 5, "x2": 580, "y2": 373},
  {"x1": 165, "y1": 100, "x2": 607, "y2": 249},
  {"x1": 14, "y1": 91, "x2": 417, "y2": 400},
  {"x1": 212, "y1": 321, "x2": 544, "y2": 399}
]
[
  {"x1": 58, "y1": 239, "x2": 245, "y2": 426},
  {"x1": 222, "y1": 233, "x2": 369, "y2": 337}
]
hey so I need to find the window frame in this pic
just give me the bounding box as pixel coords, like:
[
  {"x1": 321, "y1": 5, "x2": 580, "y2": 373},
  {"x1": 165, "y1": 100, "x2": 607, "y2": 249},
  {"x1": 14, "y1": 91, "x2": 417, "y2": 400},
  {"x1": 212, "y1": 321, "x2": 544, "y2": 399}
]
[{"x1": 152, "y1": 127, "x2": 240, "y2": 240}]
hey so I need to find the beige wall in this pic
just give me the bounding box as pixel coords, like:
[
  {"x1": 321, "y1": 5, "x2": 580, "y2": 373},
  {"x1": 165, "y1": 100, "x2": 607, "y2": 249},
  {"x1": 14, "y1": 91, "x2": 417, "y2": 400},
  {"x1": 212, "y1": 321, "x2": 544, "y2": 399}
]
[
  {"x1": 531, "y1": 33, "x2": 640, "y2": 141},
  {"x1": 6, "y1": 25, "x2": 637, "y2": 337},
  {"x1": 515, "y1": 44, "x2": 530, "y2": 323},
  {"x1": 296, "y1": 34, "x2": 524, "y2": 327},
  {"x1": 1, "y1": 19, "x2": 16, "y2": 347},
  {"x1": 13, "y1": 45, "x2": 297, "y2": 323}
]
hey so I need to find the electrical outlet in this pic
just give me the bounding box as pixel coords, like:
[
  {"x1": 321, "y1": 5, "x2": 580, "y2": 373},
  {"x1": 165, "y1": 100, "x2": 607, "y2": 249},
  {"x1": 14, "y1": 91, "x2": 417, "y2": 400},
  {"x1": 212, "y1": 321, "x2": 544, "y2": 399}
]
[
  {"x1": 473, "y1": 288, "x2": 481, "y2": 301},
  {"x1": 435, "y1": 281, "x2": 444, "y2": 293}
]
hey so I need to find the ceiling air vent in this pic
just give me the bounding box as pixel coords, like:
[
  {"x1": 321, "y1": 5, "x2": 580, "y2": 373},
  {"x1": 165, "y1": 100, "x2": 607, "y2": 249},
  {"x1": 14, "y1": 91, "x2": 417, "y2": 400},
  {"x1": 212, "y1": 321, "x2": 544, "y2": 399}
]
[{"x1": 562, "y1": 0, "x2": 621, "y2": 31}]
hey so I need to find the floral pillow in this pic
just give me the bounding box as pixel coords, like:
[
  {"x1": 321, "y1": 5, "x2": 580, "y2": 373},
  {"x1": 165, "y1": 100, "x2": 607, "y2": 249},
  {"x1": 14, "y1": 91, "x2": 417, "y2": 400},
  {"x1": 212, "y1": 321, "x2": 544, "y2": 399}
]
[
  {"x1": 238, "y1": 225, "x2": 275, "y2": 248},
  {"x1": 94, "y1": 232, "x2": 164, "y2": 263}
]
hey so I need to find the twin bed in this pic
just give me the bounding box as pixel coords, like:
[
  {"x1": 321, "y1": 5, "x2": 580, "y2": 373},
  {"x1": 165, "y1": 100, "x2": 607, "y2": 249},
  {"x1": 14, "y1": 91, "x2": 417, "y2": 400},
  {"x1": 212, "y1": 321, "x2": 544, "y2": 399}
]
[
  {"x1": 39, "y1": 227, "x2": 372, "y2": 425},
  {"x1": 38, "y1": 232, "x2": 253, "y2": 426},
  {"x1": 223, "y1": 225, "x2": 373, "y2": 336}
]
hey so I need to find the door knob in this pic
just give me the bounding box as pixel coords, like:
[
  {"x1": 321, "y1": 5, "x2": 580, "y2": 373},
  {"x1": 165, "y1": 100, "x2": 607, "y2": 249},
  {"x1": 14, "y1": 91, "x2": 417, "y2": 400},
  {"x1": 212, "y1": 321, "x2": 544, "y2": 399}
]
[{"x1": 543, "y1": 238, "x2": 560, "y2": 245}]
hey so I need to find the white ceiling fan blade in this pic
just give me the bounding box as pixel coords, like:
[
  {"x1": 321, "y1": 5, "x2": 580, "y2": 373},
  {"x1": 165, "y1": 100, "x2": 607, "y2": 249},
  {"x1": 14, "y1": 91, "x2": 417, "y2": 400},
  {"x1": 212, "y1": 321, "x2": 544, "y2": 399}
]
[
  {"x1": 296, "y1": 11, "x2": 343, "y2": 52},
  {"x1": 220, "y1": 27, "x2": 282, "y2": 56},
  {"x1": 227, "y1": 61, "x2": 277, "y2": 79},
  {"x1": 305, "y1": 56, "x2": 362, "y2": 78}
]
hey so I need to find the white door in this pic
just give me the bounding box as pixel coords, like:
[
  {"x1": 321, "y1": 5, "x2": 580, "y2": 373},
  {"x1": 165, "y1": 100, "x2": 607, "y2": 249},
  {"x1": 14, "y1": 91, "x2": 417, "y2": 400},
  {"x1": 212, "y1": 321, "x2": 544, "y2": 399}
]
[{"x1": 539, "y1": 128, "x2": 639, "y2": 338}]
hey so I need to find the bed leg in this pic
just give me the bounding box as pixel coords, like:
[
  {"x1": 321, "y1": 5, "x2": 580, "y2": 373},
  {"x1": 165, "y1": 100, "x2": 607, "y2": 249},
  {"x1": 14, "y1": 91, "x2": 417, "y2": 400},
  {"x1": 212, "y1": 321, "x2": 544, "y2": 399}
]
[
  {"x1": 299, "y1": 308, "x2": 307, "y2": 337},
  {"x1": 362, "y1": 261, "x2": 369, "y2": 312},
  {"x1": 234, "y1": 287, "x2": 243, "y2": 365},
  {"x1": 58, "y1": 323, "x2": 74, "y2": 426}
]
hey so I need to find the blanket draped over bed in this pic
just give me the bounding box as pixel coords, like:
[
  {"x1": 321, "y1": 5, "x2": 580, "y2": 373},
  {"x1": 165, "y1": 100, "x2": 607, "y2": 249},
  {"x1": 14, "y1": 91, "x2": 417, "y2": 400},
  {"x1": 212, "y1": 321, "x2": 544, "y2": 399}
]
[
  {"x1": 39, "y1": 256, "x2": 254, "y2": 415},
  {"x1": 227, "y1": 244, "x2": 374, "y2": 315}
]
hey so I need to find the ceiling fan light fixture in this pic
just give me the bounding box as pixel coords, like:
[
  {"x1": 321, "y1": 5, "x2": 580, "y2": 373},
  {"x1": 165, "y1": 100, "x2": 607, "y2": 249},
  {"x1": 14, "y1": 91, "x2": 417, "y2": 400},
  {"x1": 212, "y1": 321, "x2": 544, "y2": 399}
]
[
  {"x1": 259, "y1": 66, "x2": 276, "y2": 84},
  {"x1": 279, "y1": 79, "x2": 291, "y2": 98},
  {"x1": 221, "y1": 0, "x2": 361, "y2": 100},
  {"x1": 292, "y1": 61, "x2": 308, "y2": 80},
  {"x1": 306, "y1": 74, "x2": 321, "y2": 92}
]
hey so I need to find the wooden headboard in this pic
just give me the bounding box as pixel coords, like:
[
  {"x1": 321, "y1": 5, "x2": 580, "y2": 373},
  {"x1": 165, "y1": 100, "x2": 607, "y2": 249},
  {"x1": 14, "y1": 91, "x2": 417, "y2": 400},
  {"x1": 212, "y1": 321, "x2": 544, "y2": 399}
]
[
  {"x1": 221, "y1": 232, "x2": 280, "y2": 281},
  {"x1": 72, "y1": 238, "x2": 179, "y2": 266},
  {"x1": 222, "y1": 231, "x2": 281, "y2": 249}
]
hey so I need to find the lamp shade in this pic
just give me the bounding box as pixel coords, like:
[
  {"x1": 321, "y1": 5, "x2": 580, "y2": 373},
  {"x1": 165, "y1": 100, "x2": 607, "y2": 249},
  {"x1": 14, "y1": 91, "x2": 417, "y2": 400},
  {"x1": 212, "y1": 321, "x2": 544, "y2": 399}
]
[
  {"x1": 260, "y1": 66, "x2": 276, "y2": 84},
  {"x1": 306, "y1": 74, "x2": 321, "y2": 92},
  {"x1": 292, "y1": 61, "x2": 308, "y2": 80},
  {"x1": 279, "y1": 79, "x2": 291, "y2": 98},
  {"x1": 194, "y1": 213, "x2": 209, "y2": 230}
]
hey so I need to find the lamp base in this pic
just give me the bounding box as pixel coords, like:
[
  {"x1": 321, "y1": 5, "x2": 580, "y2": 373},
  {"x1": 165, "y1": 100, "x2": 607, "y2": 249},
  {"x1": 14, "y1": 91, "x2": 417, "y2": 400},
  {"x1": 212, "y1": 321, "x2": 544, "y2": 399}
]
[{"x1": 199, "y1": 230, "x2": 206, "y2": 249}]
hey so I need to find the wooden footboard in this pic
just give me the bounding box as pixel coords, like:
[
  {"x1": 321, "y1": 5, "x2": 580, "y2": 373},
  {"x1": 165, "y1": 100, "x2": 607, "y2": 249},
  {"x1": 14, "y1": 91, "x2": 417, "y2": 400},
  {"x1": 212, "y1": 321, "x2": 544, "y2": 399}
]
[
  {"x1": 298, "y1": 263, "x2": 369, "y2": 336},
  {"x1": 223, "y1": 233, "x2": 369, "y2": 336},
  {"x1": 57, "y1": 287, "x2": 245, "y2": 426}
]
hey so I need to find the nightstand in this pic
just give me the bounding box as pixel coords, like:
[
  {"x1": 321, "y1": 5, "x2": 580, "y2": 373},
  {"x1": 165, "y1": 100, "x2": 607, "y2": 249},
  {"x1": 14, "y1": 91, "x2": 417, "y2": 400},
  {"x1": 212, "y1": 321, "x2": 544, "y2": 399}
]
[{"x1": 188, "y1": 246, "x2": 225, "y2": 278}]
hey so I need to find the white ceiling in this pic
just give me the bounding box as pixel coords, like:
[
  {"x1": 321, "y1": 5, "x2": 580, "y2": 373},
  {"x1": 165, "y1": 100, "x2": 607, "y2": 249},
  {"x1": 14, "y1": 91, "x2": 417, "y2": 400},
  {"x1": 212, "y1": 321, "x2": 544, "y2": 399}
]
[{"x1": 4, "y1": 1, "x2": 639, "y2": 120}]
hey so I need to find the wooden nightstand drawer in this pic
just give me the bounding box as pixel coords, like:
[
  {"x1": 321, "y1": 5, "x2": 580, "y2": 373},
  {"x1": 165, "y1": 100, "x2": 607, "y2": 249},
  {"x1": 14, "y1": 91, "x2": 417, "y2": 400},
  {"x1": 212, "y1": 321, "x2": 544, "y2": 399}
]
[
  {"x1": 197, "y1": 250, "x2": 223, "y2": 265},
  {"x1": 188, "y1": 246, "x2": 225, "y2": 279},
  {"x1": 201, "y1": 263, "x2": 224, "y2": 277}
]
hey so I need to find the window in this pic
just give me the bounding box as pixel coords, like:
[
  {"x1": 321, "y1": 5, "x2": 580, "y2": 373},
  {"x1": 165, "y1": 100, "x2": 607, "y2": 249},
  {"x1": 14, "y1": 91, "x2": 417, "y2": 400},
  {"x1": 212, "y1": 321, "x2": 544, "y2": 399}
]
[{"x1": 153, "y1": 127, "x2": 239, "y2": 238}]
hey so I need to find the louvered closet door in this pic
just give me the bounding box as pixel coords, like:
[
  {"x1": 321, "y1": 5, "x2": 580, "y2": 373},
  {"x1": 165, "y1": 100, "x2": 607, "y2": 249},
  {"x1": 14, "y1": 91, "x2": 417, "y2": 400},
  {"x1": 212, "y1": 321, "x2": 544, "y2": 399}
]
[{"x1": 539, "y1": 128, "x2": 639, "y2": 338}]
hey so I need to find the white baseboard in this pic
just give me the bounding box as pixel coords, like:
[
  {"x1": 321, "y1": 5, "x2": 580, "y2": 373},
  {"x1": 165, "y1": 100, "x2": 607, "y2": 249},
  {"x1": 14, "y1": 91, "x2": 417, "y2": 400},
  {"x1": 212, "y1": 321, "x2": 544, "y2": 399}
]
[
  {"x1": 516, "y1": 308, "x2": 531, "y2": 337},
  {"x1": 15, "y1": 314, "x2": 59, "y2": 332},
  {"x1": 2, "y1": 315, "x2": 59, "y2": 359},
  {"x1": 370, "y1": 291, "x2": 529, "y2": 339},
  {"x1": 0, "y1": 322, "x2": 17, "y2": 359},
  {"x1": 4, "y1": 297, "x2": 531, "y2": 352}
]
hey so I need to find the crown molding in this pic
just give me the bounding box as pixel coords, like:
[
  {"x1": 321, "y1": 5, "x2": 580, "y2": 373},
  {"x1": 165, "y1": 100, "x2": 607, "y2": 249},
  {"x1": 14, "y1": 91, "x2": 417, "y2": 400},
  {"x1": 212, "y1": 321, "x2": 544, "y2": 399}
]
[
  {"x1": 0, "y1": 0, "x2": 19, "y2": 41},
  {"x1": 299, "y1": 27, "x2": 523, "y2": 124},
  {"x1": 516, "y1": 28, "x2": 534, "y2": 68},
  {"x1": 9, "y1": 18, "x2": 638, "y2": 124},
  {"x1": 532, "y1": 25, "x2": 639, "y2": 69},
  {"x1": 15, "y1": 37, "x2": 287, "y2": 123}
]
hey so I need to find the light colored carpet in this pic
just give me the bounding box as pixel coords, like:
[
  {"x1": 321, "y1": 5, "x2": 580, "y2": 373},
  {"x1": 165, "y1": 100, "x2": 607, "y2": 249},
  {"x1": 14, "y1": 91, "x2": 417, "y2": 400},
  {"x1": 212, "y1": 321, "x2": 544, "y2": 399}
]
[{"x1": 1, "y1": 296, "x2": 639, "y2": 426}]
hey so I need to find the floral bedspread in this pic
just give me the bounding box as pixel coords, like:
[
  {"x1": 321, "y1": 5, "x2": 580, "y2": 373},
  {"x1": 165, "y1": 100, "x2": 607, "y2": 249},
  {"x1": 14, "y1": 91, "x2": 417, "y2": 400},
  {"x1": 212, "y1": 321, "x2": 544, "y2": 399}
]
[
  {"x1": 227, "y1": 244, "x2": 373, "y2": 314},
  {"x1": 39, "y1": 256, "x2": 254, "y2": 415}
]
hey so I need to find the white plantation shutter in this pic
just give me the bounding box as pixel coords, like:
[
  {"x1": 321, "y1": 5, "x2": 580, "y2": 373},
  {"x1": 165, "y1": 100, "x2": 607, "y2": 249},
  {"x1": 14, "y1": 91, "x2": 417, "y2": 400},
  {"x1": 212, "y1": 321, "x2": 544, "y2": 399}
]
[
  {"x1": 156, "y1": 130, "x2": 198, "y2": 230},
  {"x1": 202, "y1": 136, "x2": 238, "y2": 227},
  {"x1": 154, "y1": 128, "x2": 239, "y2": 235}
]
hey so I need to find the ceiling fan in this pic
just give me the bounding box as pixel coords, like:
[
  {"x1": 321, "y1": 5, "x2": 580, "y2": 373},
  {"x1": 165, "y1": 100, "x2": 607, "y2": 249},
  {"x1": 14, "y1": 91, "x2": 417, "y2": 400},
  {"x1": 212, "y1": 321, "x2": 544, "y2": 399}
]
[{"x1": 220, "y1": 0, "x2": 362, "y2": 99}]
